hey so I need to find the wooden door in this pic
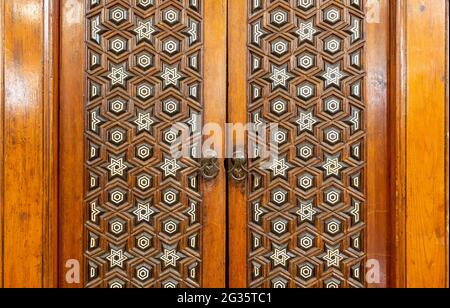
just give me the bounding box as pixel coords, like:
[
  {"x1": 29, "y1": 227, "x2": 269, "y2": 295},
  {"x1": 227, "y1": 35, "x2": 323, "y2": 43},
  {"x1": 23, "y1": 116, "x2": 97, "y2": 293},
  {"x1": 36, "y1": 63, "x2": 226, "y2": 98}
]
[
  {"x1": 59, "y1": 0, "x2": 227, "y2": 288},
  {"x1": 228, "y1": 0, "x2": 391, "y2": 288}
]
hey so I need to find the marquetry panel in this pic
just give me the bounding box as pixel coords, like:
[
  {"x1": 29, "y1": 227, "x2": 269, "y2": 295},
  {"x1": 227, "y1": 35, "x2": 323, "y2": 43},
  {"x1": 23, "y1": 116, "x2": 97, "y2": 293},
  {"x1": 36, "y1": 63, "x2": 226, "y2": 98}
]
[
  {"x1": 84, "y1": 0, "x2": 204, "y2": 288},
  {"x1": 247, "y1": 0, "x2": 367, "y2": 288}
]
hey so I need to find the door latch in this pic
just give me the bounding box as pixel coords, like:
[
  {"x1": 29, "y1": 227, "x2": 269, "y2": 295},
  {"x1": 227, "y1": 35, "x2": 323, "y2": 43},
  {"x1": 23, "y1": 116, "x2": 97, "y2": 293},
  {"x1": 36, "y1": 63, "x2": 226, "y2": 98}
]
[
  {"x1": 200, "y1": 151, "x2": 220, "y2": 180},
  {"x1": 228, "y1": 152, "x2": 248, "y2": 183}
]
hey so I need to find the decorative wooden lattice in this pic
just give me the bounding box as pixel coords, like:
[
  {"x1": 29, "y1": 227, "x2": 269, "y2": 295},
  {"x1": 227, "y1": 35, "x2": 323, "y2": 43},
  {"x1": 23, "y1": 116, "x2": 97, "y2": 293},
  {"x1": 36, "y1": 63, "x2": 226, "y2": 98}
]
[
  {"x1": 84, "y1": 0, "x2": 204, "y2": 288},
  {"x1": 247, "y1": 0, "x2": 367, "y2": 288}
]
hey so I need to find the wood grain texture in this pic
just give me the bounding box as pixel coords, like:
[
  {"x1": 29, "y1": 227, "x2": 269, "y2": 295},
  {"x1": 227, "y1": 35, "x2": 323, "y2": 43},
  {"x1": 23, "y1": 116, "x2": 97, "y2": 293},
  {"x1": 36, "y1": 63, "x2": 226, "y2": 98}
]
[
  {"x1": 202, "y1": 0, "x2": 227, "y2": 288},
  {"x1": 2, "y1": 0, "x2": 44, "y2": 288},
  {"x1": 366, "y1": 0, "x2": 390, "y2": 288},
  {"x1": 227, "y1": 0, "x2": 248, "y2": 288},
  {"x1": 0, "y1": 0, "x2": 5, "y2": 289},
  {"x1": 391, "y1": 0, "x2": 407, "y2": 288},
  {"x1": 42, "y1": 0, "x2": 59, "y2": 288},
  {"x1": 59, "y1": 0, "x2": 84, "y2": 288},
  {"x1": 405, "y1": 0, "x2": 447, "y2": 289}
]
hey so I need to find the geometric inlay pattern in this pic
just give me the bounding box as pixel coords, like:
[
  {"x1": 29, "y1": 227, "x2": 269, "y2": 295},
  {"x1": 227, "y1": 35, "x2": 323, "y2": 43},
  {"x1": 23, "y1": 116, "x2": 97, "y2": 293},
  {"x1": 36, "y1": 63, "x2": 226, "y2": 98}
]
[
  {"x1": 85, "y1": 0, "x2": 203, "y2": 288},
  {"x1": 247, "y1": 0, "x2": 366, "y2": 288}
]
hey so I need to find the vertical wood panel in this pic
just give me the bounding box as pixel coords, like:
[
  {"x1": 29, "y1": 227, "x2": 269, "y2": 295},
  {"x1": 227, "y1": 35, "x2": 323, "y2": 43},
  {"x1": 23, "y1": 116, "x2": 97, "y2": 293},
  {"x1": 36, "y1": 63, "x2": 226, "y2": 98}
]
[
  {"x1": 0, "y1": 0, "x2": 58, "y2": 288},
  {"x1": 58, "y1": 0, "x2": 84, "y2": 288},
  {"x1": 227, "y1": 0, "x2": 248, "y2": 288},
  {"x1": 366, "y1": 0, "x2": 390, "y2": 288},
  {"x1": 0, "y1": 0, "x2": 5, "y2": 289},
  {"x1": 2, "y1": 0, "x2": 44, "y2": 288},
  {"x1": 405, "y1": 0, "x2": 447, "y2": 288},
  {"x1": 203, "y1": 0, "x2": 227, "y2": 288}
]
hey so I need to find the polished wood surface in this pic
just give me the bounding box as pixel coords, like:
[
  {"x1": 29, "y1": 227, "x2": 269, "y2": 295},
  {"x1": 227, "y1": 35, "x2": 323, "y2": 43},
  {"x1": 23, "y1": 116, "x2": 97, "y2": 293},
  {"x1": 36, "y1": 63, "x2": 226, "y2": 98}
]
[
  {"x1": 366, "y1": 0, "x2": 390, "y2": 288},
  {"x1": 404, "y1": 0, "x2": 447, "y2": 288},
  {"x1": 227, "y1": 0, "x2": 248, "y2": 288},
  {"x1": 59, "y1": 0, "x2": 227, "y2": 287},
  {"x1": 0, "y1": 0, "x2": 58, "y2": 288},
  {"x1": 59, "y1": 0, "x2": 84, "y2": 288},
  {"x1": 202, "y1": 0, "x2": 227, "y2": 288},
  {"x1": 0, "y1": 0, "x2": 448, "y2": 289}
]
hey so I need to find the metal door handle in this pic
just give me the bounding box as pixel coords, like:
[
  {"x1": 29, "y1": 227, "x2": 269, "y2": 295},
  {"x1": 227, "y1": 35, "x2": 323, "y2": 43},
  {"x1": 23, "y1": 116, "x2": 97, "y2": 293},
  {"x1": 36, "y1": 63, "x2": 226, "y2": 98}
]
[
  {"x1": 200, "y1": 151, "x2": 220, "y2": 180},
  {"x1": 228, "y1": 152, "x2": 248, "y2": 183}
]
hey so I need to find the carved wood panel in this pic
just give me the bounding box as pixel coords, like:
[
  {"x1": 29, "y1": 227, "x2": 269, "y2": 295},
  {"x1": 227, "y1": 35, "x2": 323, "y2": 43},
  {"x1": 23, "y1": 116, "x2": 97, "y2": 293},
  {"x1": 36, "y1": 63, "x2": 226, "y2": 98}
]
[
  {"x1": 84, "y1": 0, "x2": 204, "y2": 288},
  {"x1": 247, "y1": 0, "x2": 367, "y2": 288}
]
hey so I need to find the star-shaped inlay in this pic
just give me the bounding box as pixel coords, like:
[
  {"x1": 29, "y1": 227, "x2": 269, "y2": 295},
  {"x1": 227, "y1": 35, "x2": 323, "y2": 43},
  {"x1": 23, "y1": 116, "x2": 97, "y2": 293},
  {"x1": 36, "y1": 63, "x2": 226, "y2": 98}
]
[
  {"x1": 320, "y1": 153, "x2": 347, "y2": 179},
  {"x1": 131, "y1": 199, "x2": 157, "y2": 223},
  {"x1": 295, "y1": 18, "x2": 318, "y2": 42},
  {"x1": 134, "y1": 17, "x2": 158, "y2": 44},
  {"x1": 131, "y1": 108, "x2": 157, "y2": 135},
  {"x1": 267, "y1": 157, "x2": 292, "y2": 178},
  {"x1": 319, "y1": 62, "x2": 348, "y2": 88},
  {"x1": 157, "y1": 244, "x2": 185, "y2": 268},
  {"x1": 105, "y1": 154, "x2": 131, "y2": 179},
  {"x1": 266, "y1": 64, "x2": 293, "y2": 90},
  {"x1": 104, "y1": 245, "x2": 132, "y2": 268},
  {"x1": 159, "y1": 156, "x2": 183, "y2": 178},
  {"x1": 320, "y1": 245, "x2": 346, "y2": 269},
  {"x1": 295, "y1": 108, "x2": 319, "y2": 133},
  {"x1": 158, "y1": 63, "x2": 184, "y2": 89},
  {"x1": 267, "y1": 243, "x2": 294, "y2": 268},
  {"x1": 295, "y1": 199, "x2": 319, "y2": 223},
  {"x1": 107, "y1": 63, "x2": 130, "y2": 88}
]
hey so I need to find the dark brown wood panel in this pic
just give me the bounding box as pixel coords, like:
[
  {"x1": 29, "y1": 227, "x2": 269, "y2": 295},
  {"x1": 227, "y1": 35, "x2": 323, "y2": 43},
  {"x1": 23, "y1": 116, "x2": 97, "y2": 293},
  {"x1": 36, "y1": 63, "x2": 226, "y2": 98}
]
[
  {"x1": 229, "y1": 0, "x2": 391, "y2": 288},
  {"x1": 59, "y1": 0, "x2": 226, "y2": 288}
]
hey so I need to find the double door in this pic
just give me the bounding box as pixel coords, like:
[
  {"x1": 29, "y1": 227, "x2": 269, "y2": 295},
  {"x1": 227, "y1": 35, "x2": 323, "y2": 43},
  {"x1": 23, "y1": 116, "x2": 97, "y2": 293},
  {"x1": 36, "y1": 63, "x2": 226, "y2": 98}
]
[{"x1": 59, "y1": 0, "x2": 390, "y2": 288}]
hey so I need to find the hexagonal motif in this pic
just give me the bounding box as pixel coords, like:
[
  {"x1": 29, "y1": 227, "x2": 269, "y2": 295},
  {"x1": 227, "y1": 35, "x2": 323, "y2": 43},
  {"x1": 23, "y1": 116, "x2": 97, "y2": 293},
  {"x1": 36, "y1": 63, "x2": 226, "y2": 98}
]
[
  {"x1": 271, "y1": 38, "x2": 289, "y2": 57},
  {"x1": 270, "y1": 188, "x2": 289, "y2": 206},
  {"x1": 108, "y1": 96, "x2": 128, "y2": 116},
  {"x1": 162, "y1": 188, "x2": 180, "y2": 207},
  {"x1": 135, "y1": 263, "x2": 153, "y2": 282},
  {"x1": 108, "y1": 127, "x2": 127, "y2": 147},
  {"x1": 109, "y1": 188, "x2": 128, "y2": 207},
  {"x1": 323, "y1": 126, "x2": 342, "y2": 145},
  {"x1": 271, "y1": 217, "x2": 289, "y2": 236},
  {"x1": 298, "y1": 232, "x2": 316, "y2": 251},
  {"x1": 324, "y1": 217, "x2": 342, "y2": 236},
  {"x1": 162, "y1": 7, "x2": 180, "y2": 25},
  {"x1": 297, "y1": 173, "x2": 315, "y2": 191},
  {"x1": 109, "y1": 36, "x2": 128, "y2": 55},
  {"x1": 162, "y1": 97, "x2": 181, "y2": 117},
  {"x1": 136, "y1": 82, "x2": 154, "y2": 101},
  {"x1": 297, "y1": 81, "x2": 316, "y2": 100},
  {"x1": 297, "y1": 141, "x2": 315, "y2": 161},
  {"x1": 136, "y1": 173, "x2": 153, "y2": 190},
  {"x1": 270, "y1": 8, "x2": 289, "y2": 27},
  {"x1": 297, "y1": 0, "x2": 315, "y2": 11},
  {"x1": 298, "y1": 262, "x2": 316, "y2": 281},
  {"x1": 135, "y1": 143, "x2": 153, "y2": 161},
  {"x1": 270, "y1": 97, "x2": 288, "y2": 116},
  {"x1": 109, "y1": 6, "x2": 128, "y2": 25},
  {"x1": 297, "y1": 52, "x2": 316, "y2": 70},
  {"x1": 271, "y1": 128, "x2": 289, "y2": 146},
  {"x1": 162, "y1": 218, "x2": 180, "y2": 236},
  {"x1": 136, "y1": 0, "x2": 154, "y2": 10},
  {"x1": 323, "y1": 6, "x2": 342, "y2": 24},
  {"x1": 135, "y1": 51, "x2": 153, "y2": 70},
  {"x1": 162, "y1": 36, "x2": 181, "y2": 56},
  {"x1": 135, "y1": 232, "x2": 153, "y2": 252},
  {"x1": 323, "y1": 187, "x2": 342, "y2": 207},
  {"x1": 323, "y1": 35, "x2": 342, "y2": 55},
  {"x1": 108, "y1": 217, "x2": 127, "y2": 237},
  {"x1": 162, "y1": 128, "x2": 179, "y2": 145},
  {"x1": 323, "y1": 95, "x2": 342, "y2": 115}
]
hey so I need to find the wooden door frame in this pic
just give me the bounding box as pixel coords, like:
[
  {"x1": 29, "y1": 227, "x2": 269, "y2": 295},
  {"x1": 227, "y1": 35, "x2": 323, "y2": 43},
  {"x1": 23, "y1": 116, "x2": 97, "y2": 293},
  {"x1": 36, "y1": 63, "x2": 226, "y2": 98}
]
[{"x1": 0, "y1": 0, "x2": 448, "y2": 288}]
